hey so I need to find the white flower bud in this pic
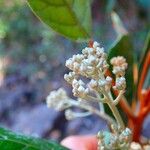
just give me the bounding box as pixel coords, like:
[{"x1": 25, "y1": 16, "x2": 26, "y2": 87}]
[
  {"x1": 80, "y1": 64, "x2": 87, "y2": 72},
  {"x1": 106, "y1": 76, "x2": 112, "y2": 82},
  {"x1": 110, "y1": 56, "x2": 128, "y2": 76},
  {"x1": 78, "y1": 86, "x2": 85, "y2": 93},
  {"x1": 114, "y1": 77, "x2": 126, "y2": 90},
  {"x1": 65, "y1": 59, "x2": 73, "y2": 69},
  {"x1": 65, "y1": 109, "x2": 75, "y2": 120},
  {"x1": 64, "y1": 72, "x2": 77, "y2": 84},
  {"x1": 88, "y1": 55, "x2": 96, "y2": 64},
  {"x1": 99, "y1": 80, "x2": 107, "y2": 87},
  {"x1": 72, "y1": 79, "x2": 78, "y2": 86},
  {"x1": 93, "y1": 41, "x2": 100, "y2": 48},
  {"x1": 89, "y1": 79, "x2": 98, "y2": 90},
  {"x1": 46, "y1": 88, "x2": 69, "y2": 110},
  {"x1": 73, "y1": 62, "x2": 80, "y2": 71},
  {"x1": 82, "y1": 48, "x2": 87, "y2": 55},
  {"x1": 87, "y1": 48, "x2": 94, "y2": 54}
]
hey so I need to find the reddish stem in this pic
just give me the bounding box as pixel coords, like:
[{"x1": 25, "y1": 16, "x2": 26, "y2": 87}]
[
  {"x1": 137, "y1": 51, "x2": 150, "y2": 102},
  {"x1": 88, "y1": 40, "x2": 94, "y2": 48},
  {"x1": 128, "y1": 116, "x2": 144, "y2": 142},
  {"x1": 128, "y1": 89, "x2": 150, "y2": 142}
]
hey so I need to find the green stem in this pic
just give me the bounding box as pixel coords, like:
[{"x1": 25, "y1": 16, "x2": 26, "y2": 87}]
[
  {"x1": 103, "y1": 91, "x2": 125, "y2": 130},
  {"x1": 69, "y1": 99, "x2": 115, "y2": 125}
]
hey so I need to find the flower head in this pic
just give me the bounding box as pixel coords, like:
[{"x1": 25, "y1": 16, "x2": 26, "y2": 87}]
[
  {"x1": 64, "y1": 41, "x2": 111, "y2": 99},
  {"x1": 46, "y1": 88, "x2": 70, "y2": 110},
  {"x1": 65, "y1": 41, "x2": 109, "y2": 79},
  {"x1": 72, "y1": 79, "x2": 89, "y2": 98},
  {"x1": 113, "y1": 77, "x2": 126, "y2": 91},
  {"x1": 64, "y1": 71, "x2": 77, "y2": 84},
  {"x1": 65, "y1": 109, "x2": 75, "y2": 120},
  {"x1": 110, "y1": 56, "x2": 128, "y2": 76}
]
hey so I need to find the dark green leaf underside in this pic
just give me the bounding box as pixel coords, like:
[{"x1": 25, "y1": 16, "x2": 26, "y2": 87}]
[
  {"x1": 0, "y1": 127, "x2": 68, "y2": 150},
  {"x1": 27, "y1": 0, "x2": 91, "y2": 41},
  {"x1": 108, "y1": 35, "x2": 134, "y2": 104}
]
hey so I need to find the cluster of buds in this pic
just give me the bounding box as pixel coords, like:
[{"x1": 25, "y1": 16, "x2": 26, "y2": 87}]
[
  {"x1": 64, "y1": 42, "x2": 112, "y2": 100},
  {"x1": 46, "y1": 88, "x2": 70, "y2": 111},
  {"x1": 72, "y1": 79, "x2": 89, "y2": 98},
  {"x1": 97, "y1": 126, "x2": 132, "y2": 150},
  {"x1": 110, "y1": 56, "x2": 127, "y2": 91},
  {"x1": 65, "y1": 41, "x2": 109, "y2": 80},
  {"x1": 64, "y1": 41, "x2": 127, "y2": 105},
  {"x1": 88, "y1": 76, "x2": 113, "y2": 93},
  {"x1": 46, "y1": 41, "x2": 131, "y2": 150},
  {"x1": 110, "y1": 56, "x2": 127, "y2": 76}
]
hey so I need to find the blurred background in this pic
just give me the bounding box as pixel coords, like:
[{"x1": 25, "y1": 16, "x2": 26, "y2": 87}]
[{"x1": 0, "y1": 0, "x2": 149, "y2": 141}]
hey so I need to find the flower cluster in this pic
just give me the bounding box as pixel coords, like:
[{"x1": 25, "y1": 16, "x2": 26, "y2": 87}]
[
  {"x1": 89, "y1": 76, "x2": 113, "y2": 92},
  {"x1": 110, "y1": 56, "x2": 127, "y2": 91},
  {"x1": 110, "y1": 56, "x2": 128, "y2": 76},
  {"x1": 46, "y1": 41, "x2": 130, "y2": 150},
  {"x1": 65, "y1": 41, "x2": 109, "y2": 80},
  {"x1": 72, "y1": 79, "x2": 89, "y2": 98},
  {"x1": 64, "y1": 42, "x2": 112, "y2": 99},
  {"x1": 97, "y1": 127, "x2": 132, "y2": 150},
  {"x1": 64, "y1": 41, "x2": 127, "y2": 101},
  {"x1": 65, "y1": 109, "x2": 75, "y2": 120},
  {"x1": 46, "y1": 88, "x2": 70, "y2": 111}
]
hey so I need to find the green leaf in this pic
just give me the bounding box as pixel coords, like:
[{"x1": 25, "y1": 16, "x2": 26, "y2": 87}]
[
  {"x1": 27, "y1": 0, "x2": 92, "y2": 41},
  {"x1": 0, "y1": 127, "x2": 68, "y2": 150},
  {"x1": 111, "y1": 11, "x2": 127, "y2": 36},
  {"x1": 104, "y1": 12, "x2": 134, "y2": 123},
  {"x1": 104, "y1": 35, "x2": 134, "y2": 123}
]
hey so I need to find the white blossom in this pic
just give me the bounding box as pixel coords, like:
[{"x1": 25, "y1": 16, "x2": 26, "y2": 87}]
[
  {"x1": 65, "y1": 41, "x2": 108, "y2": 79},
  {"x1": 105, "y1": 76, "x2": 112, "y2": 91},
  {"x1": 88, "y1": 79, "x2": 98, "y2": 90},
  {"x1": 93, "y1": 41, "x2": 100, "y2": 48},
  {"x1": 65, "y1": 109, "x2": 75, "y2": 120},
  {"x1": 110, "y1": 56, "x2": 128, "y2": 76},
  {"x1": 64, "y1": 71, "x2": 77, "y2": 84},
  {"x1": 46, "y1": 88, "x2": 69, "y2": 110},
  {"x1": 113, "y1": 77, "x2": 126, "y2": 90},
  {"x1": 72, "y1": 79, "x2": 89, "y2": 98}
]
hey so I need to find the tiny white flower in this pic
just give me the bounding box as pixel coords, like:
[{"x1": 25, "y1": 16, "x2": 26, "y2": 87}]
[
  {"x1": 73, "y1": 62, "x2": 80, "y2": 71},
  {"x1": 64, "y1": 71, "x2": 77, "y2": 84},
  {"x1": 99, "y1": 80, "x2": 107, "y2": 87},
  {"x1": 87, "y1": 48, "x2": 94, "y2": 54},
  {"x1": 65, "y1": 109, "x2": 75, "y2": 120},
  {"x1": 114, "y1": 77, "x2": 126, "y2": 90},
  {"x1": 46, "y1": 88, "x2": 69, "y2": 110},
  {"x1": 78, "y1": 86, "x2": 85, "y2": 93},
  {"x1": 65, "y1": 59, "x2": 73, "y2": 69},
  {"x1": 88, "y1": 55, "x2": 96, "y2": 64},
  {"x1": 88, "y1": 79, "x2": 98, "y2": 90},
  {"x1": 72, "y1": 79, "x2": 78, "y2": 85},
  {"x1": 78, "y1": 79, "x2": 85, "y2": 86},
  {"x1": 106, "y1": 76, "x2": 112, "y2": 82},
  {"x1": 110, "y1": 56, "x2": 128, "y2": 76},
  {"x1": 93, "y1": 41, "x2": 100, "y2": 48},
  {"x1": 80, "y1": 64, "x2": 87, "y2": 72}
]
